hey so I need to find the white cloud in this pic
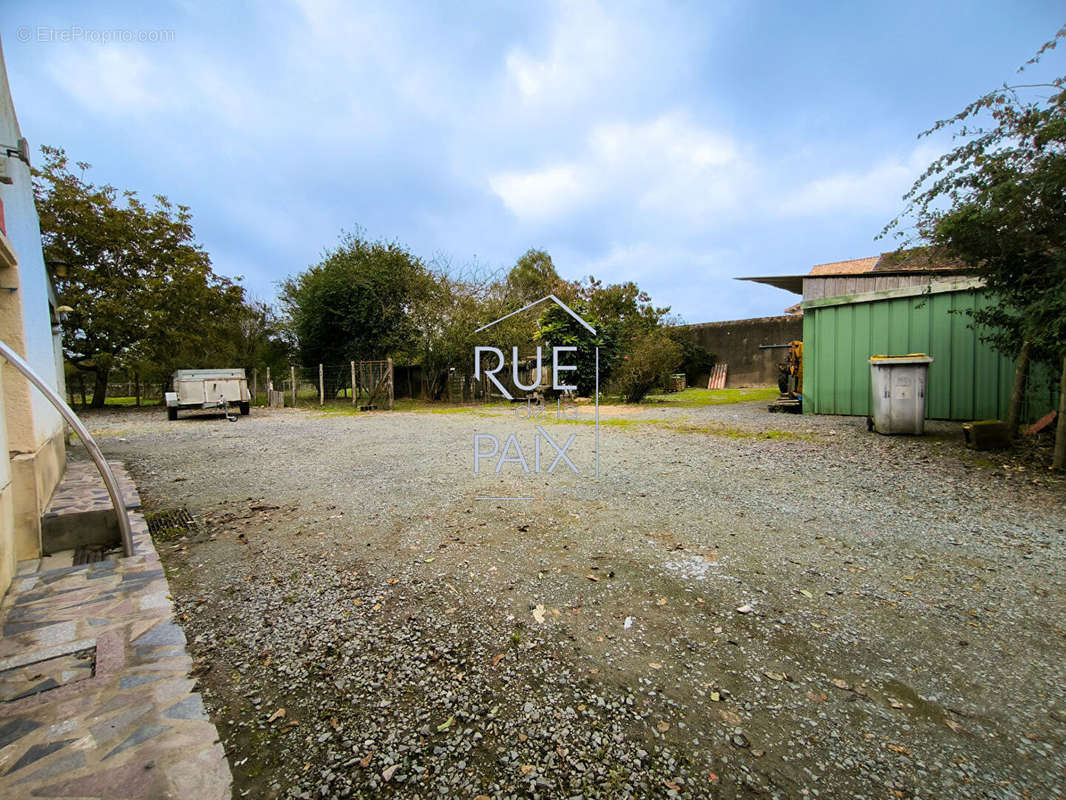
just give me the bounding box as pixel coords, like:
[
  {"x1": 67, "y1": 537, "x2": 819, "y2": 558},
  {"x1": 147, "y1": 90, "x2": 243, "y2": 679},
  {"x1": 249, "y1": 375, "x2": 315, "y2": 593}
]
[
  {"x1": 504, "y1": 1, "x2": 622, "y2": 105},
  {"x1": 489, "y1": 165, "x2": 587, "y2": 222},
  {"x1": 46, "y1": 47, "x2": 167, "y2": 114},
  {"x1": 488, "y1": 112, "x2": 752, "y2": 228},
  {"x1": 777, "y1": 144, "x2": 941, "y2": 216}
]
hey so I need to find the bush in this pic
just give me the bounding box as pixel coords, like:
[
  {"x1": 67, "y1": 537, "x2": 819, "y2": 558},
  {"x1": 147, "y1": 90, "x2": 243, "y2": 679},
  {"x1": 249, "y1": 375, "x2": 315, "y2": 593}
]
[{"x1": 614, "y1": 331, "x2": 683, "y2": 403}]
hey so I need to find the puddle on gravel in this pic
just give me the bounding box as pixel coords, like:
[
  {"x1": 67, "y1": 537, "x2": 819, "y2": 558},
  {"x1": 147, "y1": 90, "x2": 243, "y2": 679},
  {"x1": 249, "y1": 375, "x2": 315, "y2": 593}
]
[{"x1": 661, "y1": 554, "x2": 740, "y2": 582}]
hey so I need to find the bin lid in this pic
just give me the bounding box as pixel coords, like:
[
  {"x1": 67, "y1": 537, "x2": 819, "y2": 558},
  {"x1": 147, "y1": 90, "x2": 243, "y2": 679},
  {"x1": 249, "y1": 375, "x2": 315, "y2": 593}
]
[{"x1": 868, "y1": 354, "x2": 934, "y2": 364}]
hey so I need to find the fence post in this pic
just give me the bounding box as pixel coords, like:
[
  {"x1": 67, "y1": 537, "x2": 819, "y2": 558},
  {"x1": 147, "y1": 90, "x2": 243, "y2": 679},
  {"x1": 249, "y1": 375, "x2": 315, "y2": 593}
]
[
  {"x1": 290, "y1": 365, "x2": 296, "y2": 407},
  {"x1": 387, "y1": 358, "x2": 394, "y2": 410},
  {"x1": 266, "y1": 366, "x2": 271, "y2": 393},
  {"x1": 253, "y1": 368, "x2": 258, "y2": 404},
  {"x1": 350, "y1": 361, "x2": 357, "y2": 407},
  {"x1": 319, "y1": 363, "x2": 324, "y2": 405}
]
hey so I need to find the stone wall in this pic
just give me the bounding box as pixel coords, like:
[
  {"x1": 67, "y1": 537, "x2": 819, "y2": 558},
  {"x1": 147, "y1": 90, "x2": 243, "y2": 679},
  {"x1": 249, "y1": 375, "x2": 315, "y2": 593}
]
[{"x1": 676, "y1": 315, "x2": 803, "y2": 387}]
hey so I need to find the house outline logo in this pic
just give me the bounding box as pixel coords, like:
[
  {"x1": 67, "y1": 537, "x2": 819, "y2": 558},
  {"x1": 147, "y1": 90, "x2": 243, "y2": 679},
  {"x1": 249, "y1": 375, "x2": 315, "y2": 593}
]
[
  {"x1": 469, "y1": 293, "x2": 602, "y2": 498},
  {"x1": 474, "y1": 294, "x2": 597, "y2": 335}
]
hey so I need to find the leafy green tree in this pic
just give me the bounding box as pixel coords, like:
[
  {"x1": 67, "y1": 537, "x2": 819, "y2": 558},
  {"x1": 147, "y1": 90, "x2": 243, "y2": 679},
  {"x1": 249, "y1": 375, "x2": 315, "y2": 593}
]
[
  {"x1": 886, "y1": 28, "x2": 1066, "y2": 467},
  {"x1": 406, "y1": 265, "x2": 500, "y2": 399},
  {"x1": 535, "y1": 303, "x2": 614, "y2": 397},
  {"x1": 33, "y1": 146, "x2": 246, "y2": 407},
  {"x1": 524, "y1": 267, "x2": 672, "y2": 398},
  {"x1": 280, "y1": 232, "x2": 427, "y2": 395},
  {"x1": 579, "y1": 277, "x2": 668, "y2": 370},
  {"x1": 231, "y1": 300, "x2": 291, "y2": 380},
  {"x1": 581, "y1": 278, "x2": 666, "y2": 339},
  {"x1": 133, "y1": 265, "x2": 247, "y2": 397},
  {"x1": 505, "y1": 249, "x2": 572, "y2": 305}
]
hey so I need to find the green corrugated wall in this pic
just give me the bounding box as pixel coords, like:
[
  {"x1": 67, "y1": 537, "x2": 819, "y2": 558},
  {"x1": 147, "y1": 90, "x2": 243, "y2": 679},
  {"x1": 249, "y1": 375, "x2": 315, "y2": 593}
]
[{"x1": 802, "y1": 287, "x2": 1058, "y2": 420}]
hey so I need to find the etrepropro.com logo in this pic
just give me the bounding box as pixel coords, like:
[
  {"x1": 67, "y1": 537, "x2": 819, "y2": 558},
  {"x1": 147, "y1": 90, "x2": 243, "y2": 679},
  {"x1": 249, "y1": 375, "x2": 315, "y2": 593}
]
[{"x1": 470, "y1": 295, "x2": 600, "y2": 504}]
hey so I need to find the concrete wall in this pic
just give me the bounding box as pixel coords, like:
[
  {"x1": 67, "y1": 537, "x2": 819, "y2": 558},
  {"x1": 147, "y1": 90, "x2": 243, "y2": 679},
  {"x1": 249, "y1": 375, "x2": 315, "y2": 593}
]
[
  {"x1": 0, "y1": 38, "x2": 67, "y2": 597},
  {"x1": 677, "y1": 315, "x2": 804, "y2": 387}
]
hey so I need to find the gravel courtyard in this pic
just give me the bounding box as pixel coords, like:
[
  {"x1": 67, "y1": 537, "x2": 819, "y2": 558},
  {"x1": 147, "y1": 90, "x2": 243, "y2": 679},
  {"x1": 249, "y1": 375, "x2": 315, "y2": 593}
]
[{"x1": 82, "y1": 399, "x2": 1066, "y2": 799}]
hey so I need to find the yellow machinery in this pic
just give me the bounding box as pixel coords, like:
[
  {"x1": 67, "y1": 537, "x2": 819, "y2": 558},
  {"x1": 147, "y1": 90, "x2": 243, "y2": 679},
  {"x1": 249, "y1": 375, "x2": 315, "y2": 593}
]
[{"x1": 760, "y1": 340, "x2": 803, "y2": 412}]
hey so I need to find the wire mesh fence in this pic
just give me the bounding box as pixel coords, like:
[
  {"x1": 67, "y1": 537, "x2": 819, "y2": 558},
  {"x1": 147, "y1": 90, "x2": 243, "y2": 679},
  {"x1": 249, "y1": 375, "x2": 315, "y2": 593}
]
[
  {"x1": 82, "y1": 361, "x2": 507, "y2": 410},
  {"x1": 66, "y1": 371, "x2": 164, "y2": 407},
  {"x1": 253, "y1": 361, "x2": 397, "y2": 409}
]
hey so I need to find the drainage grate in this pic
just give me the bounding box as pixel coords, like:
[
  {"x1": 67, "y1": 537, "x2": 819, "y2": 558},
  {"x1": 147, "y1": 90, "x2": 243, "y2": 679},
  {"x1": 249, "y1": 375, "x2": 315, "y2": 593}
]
[{"x1": 146, "y1": 508, "x2": 199, "y2": 541}]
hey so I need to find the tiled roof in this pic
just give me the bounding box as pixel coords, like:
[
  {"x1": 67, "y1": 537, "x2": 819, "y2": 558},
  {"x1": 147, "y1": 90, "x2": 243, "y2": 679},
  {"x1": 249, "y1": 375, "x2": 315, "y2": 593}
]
[
  {"x1": 808, "y1": 248, "x2": 970, "y2": 276},
  {"x1": 809, "y1": 256, "x2": 879, "y2": 276}
]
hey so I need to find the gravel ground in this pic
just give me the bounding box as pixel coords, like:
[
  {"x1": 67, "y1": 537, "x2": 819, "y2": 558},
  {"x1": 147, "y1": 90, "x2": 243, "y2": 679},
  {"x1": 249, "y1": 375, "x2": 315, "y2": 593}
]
[{"x1": 81, "y1": 400, "x2": 1066, "y2": 799}]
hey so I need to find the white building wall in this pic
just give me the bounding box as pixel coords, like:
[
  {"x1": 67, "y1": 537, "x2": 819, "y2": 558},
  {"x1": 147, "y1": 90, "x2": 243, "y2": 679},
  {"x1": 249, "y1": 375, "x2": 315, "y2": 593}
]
[
  {"x1": 0, "y1": 41, "x2": 64, "y2": 448},
  {"x1": 0, "y1": 35, "x2": 67, "y2": 594}
]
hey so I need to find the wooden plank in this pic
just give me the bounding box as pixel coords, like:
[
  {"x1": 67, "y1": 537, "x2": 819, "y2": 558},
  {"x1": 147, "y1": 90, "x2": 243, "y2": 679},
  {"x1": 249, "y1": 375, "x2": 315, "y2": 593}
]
[{"x1": 1024, "y1": 410, "x2": 1057, "y2": 435}]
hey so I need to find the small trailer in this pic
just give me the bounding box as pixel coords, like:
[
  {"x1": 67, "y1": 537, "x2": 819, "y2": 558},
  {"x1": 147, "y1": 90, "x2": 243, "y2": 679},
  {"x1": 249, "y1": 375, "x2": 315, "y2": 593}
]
[{"x1": 165, "y1": 369, "x2": 251, "y2": 420}]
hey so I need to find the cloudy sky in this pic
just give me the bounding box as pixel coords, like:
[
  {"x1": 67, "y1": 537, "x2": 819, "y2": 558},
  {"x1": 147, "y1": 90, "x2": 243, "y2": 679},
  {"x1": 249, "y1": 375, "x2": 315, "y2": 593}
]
[{"x1": 5, "y1": 1, "x2": 1063, "y2": 322}]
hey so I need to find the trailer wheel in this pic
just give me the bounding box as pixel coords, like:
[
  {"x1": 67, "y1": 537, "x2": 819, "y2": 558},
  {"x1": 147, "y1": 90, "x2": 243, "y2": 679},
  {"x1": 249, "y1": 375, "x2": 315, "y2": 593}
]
[
  {"x1": 239, "y1": 402, "x2": 250, "y2": 416},
  {"x1": 167, "y1": 406, "x2": 178, "y2": 421}
]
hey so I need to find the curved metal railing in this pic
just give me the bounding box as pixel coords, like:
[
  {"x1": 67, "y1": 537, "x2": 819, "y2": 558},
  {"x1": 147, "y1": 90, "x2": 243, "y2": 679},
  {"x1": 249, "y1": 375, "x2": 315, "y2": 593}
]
[{"x1": 0, "y1": 340, "x2": 134, "y2": 557}]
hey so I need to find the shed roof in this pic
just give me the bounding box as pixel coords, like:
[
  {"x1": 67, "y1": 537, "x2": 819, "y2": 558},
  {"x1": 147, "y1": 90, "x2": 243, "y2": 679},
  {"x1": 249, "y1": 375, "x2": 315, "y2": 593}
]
[
  {"x1": 809, "y1": 256, "x2": 879, "y2": 276},
  {"x1": 737, "y1": 247, "x2": 972, "y2": 296}
]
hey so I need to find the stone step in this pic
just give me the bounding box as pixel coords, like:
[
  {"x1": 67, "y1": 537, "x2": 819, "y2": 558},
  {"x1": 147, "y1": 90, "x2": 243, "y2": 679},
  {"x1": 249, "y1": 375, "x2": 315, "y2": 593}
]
[
  {"x1": 40, "y1": 461, "x2": 141, "y2": 556},
  {"x1": 1, "y1": 464, "x2": 231, "y2": 799}
]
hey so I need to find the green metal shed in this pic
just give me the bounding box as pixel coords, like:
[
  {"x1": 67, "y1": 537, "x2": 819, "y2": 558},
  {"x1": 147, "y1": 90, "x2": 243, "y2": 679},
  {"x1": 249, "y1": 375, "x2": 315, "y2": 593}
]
[{"x1": 801, "y1": 279, "x2": 1057, "y2": 420}]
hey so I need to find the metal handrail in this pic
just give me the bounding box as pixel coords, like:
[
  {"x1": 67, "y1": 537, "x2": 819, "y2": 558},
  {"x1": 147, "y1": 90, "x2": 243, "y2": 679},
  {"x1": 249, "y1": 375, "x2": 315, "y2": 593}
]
[{"x1": 0, "y1": 340, "x2": 134, "y2": 557}]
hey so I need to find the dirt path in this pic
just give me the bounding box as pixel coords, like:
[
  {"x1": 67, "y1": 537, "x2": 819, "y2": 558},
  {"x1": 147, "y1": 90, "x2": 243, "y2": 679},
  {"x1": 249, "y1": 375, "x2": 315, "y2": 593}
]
[{"x1": 83, "y1": 403, "x2": 1066, "y2": 799}]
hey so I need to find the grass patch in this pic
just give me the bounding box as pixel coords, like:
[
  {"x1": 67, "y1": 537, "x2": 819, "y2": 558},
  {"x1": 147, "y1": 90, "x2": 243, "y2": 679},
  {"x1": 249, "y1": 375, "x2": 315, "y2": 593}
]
[
  {"x1": 426, "y1": 405, "x2": 509, "y2": 415},
  {"x1": 666, "y1": 422, "x2": 814, "y2": 440},
  {"x1": 313, "y1": 398, "x2": 513, "y2": 417},
  {"x1": 642, "y1": 386, "x2": 780, "y2": 407},
  {"x1": 306, "y1": 388, "x2": 778, "y2": 415},
  {"x1": 546, "y1": 415, "x2": 814, "y2": 440}
]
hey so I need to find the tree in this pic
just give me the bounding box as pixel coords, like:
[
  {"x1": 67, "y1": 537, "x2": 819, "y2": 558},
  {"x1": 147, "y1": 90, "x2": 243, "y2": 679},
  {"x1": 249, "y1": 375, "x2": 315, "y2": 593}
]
[
  {"x1": 535, "y1": 303, "x2": 614, "y2": 397},
  {"x1": 33, "y1": 146, "x2": 247, "y2": 407},
  {"x1": 505, "y1": 249, "x2": 571, "y2": 304},
  {"x1": 132, "y1": 263, "x2": 248, "y2": 397},
  {"x1": 885, "y1": 28, "x2": 1066, "y2": 467},
  {"x1": 280, "y1": 231, "x2": 427, "y2": 396},
  {"x1": 406, "y1": 264, "x2": 498, "y2": 400},
  {"x1": 231, "y1": 300, "x2": 291, "y2": 381},
  {"x1": 533, "y1": 273, "x2": 672, "y2": 397}
]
